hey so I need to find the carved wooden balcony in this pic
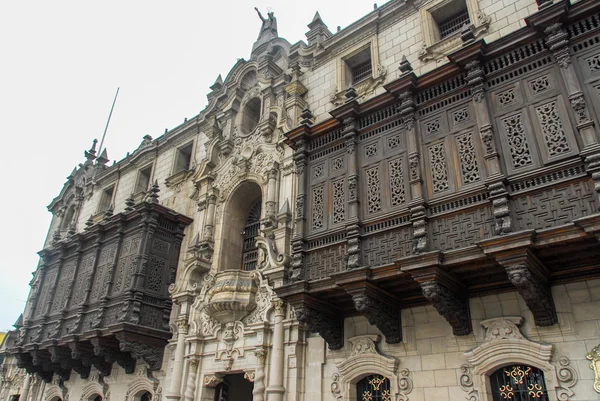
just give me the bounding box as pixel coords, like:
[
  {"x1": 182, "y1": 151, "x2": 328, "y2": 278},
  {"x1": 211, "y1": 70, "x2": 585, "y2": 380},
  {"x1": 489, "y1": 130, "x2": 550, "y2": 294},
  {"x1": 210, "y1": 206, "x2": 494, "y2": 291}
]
[{"x1": 11, "y1": 201, "x2": 192, "y2": 381}]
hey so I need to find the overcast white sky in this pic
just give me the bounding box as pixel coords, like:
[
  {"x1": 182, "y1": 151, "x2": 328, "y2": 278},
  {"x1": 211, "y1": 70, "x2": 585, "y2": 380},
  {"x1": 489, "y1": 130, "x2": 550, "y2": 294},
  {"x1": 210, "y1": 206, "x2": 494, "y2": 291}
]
[{"x1": 0, "y1": 1, "x2": 389, "y2": 330}]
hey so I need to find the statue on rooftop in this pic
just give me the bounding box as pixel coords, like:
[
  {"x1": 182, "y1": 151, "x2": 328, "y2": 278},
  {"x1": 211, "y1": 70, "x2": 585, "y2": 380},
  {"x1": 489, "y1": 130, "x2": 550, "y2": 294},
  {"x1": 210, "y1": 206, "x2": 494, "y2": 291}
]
[{"x1": 254, "y1": 7, "x2": 278, "y2": 42}]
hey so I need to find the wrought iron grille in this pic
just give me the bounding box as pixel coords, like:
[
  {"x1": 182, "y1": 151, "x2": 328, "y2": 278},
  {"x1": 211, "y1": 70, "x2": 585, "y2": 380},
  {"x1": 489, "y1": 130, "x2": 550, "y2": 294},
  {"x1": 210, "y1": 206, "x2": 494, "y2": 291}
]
[
  {"x1": 438, "y1": 8, "x2": 470, "y2": 38},
  {"x1": 242, "y1": 200, "x2": 262, "y2": 271},
  {"x1": 356, "y1": 375, "x2": 391, "y2": 401},
  {"x1": 352, "y1": 60, "x2": 373, "y2": 84},
  {"x1": 490, "y1": 365, "x2": 549, "y2": 401}
]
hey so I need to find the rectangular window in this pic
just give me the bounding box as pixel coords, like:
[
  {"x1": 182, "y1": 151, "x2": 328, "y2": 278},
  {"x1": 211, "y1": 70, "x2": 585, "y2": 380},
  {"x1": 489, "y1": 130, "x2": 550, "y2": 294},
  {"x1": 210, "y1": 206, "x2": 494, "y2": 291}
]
[
  {"x1": 432, "y1": 0, "x2": 470, "y2": 39},
  {"x1": 135, "y1": 165, "x2": 152, "y2": 194},
  {"x1": 98, "y1": 185, "x2": 115, "y2": 212},
  {"x1": 345, "y1": 47, "x2": 372, "y2": 85},
  {"x1": 174, "y1": 142, "x2": 193, "y2": 174}
]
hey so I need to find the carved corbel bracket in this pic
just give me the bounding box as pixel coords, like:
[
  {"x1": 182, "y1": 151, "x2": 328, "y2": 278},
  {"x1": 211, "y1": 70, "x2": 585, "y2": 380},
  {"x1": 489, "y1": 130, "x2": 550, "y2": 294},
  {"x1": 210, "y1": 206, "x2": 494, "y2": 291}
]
[
  {"x1": 334, "y1": 269, "x2": 402, "y2": 344},
  {"x1": 203, "y1": 373, "x2": 224, "y2": 388},
  {"x1": 90, "y1": 337, "x2": 135, "y2": 374},
  {"x1": 118, "y1": 339, "x2": 164, "y2": 371},
  {"x1": 402, "y1": 255, "x2": 472, "y2": 336},
  {"x1": 288, "y1": 293, "x2": 343, "y2": 350},
  {"x1": 479, "y1": 232, "x2": 557, "y2": 326}
]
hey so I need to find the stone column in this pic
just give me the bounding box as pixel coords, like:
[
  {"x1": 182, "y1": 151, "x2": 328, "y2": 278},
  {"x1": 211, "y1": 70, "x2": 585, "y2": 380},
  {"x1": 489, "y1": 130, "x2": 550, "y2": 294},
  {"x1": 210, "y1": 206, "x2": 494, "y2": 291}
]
[
  {"x1": 253, "y1": 347, "x2": 268, "y2": 401},
  {"x1": 166, "y1": 317, "x2": 189, "y2": 401},
  {"x1": 203, "y1": 192, "x2": 217, "y2": 243},
  {"x1": 20, "y1": 373, "x2": 32, "y2": 401},
  {"x1": 184, "y1": 357, "x2": 199, "y2": 401},
  {"x1": 465, "y1": 60, "x2": 512, "y2": 236},
  {"x1": 264, "y1": 163, "x2": 280, "y2": 227},
  {"x1": 266, "y1": 299, "x2": 286, "y2": 401}
]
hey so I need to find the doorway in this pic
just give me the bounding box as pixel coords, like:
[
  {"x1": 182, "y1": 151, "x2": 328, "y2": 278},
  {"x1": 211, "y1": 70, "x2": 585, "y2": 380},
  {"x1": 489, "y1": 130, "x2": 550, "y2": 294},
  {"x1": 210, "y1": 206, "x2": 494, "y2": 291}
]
[{"x1": 214, "y1": 373, "x2": 253, "y2": 401}]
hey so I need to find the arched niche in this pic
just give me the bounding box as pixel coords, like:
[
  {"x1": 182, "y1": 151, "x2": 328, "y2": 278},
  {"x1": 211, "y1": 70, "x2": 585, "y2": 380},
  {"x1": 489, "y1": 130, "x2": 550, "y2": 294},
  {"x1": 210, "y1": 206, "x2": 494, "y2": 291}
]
[
  {"x1": 218, "y1": 180, "x2": 262, "y2": 271},
  {"x1": 331, "y1": 335, "x2": 412, "y2": 401},
  {"x1": 240, "y1": 97, "x2": 262, "y2": 135},
  {"x1": 464, "y1": 317, "x2": 559, "y2": 401}
]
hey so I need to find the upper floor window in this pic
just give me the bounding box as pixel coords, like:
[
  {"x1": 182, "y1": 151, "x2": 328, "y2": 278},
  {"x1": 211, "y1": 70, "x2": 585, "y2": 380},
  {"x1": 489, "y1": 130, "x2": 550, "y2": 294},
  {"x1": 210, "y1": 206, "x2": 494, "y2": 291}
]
[
  {"x1": 174, "y1": 142, "x2": 193, "y2": 174},
  {"x1": 490, "y1": 365, "x2": 549, "y2": 401},
  {"x1": 241, "y1": 200, "x2": 262, "y2": 271},
  {"x1": 356, "y1": 375, "x2": 391, "y2": 401},
  {"x1": 434, "y1": 0, "x2": 470, "y2": 39},
  {"x1": 347, "y1": 47, "x2": 372, "y2": 85},
  {"x1": 139, "y1": 392, "x2": 152, "y2": 401},
  {"x1": 98, "y1": 185, "x2": 115, "y2": 213},
  {"x1": 135, "y1": 165, "x2": 153, "y2": 194}
]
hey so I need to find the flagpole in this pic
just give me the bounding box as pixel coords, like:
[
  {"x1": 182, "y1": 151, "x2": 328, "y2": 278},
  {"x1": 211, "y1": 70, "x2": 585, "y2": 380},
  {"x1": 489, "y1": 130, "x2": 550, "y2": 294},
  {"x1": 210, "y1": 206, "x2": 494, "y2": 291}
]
[{"x1": 98, "y1": 87, "x2": 120, "y2": 156}]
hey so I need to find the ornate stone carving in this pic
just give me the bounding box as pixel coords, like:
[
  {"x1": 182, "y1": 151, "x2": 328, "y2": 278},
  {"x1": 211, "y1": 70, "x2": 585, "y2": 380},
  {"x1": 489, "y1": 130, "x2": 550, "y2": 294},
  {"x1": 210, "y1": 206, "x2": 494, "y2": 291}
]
[
  {"x1": 555, "y1": 356, "x2": 578, "y2": 400},
  {"x1": 295, "y1": 305, "x2": 343, "y2": 350},
  {"x1": 586, "y1": 344, "x2": 600, "y2": 394},
  {"x1": 348, "y1": 175, "x2": 358, "y2": 204},
  {"x1": 331, "y1": 372, "x2": 342, "y2": 401},
  {"x1": 420, "y1": 281, "x2": 471, "y2": 336},
  {"x1": 203, "y1": 374, "x2": 224, "y2": 388},
  {"x1": 398, "y1": 368, "x2": 413, "y2": 401},
  {"x1": 459, "y1": 364, "x2": 479, "y2": 401},
  {"x1": 351, "y1": 293, "x2": 402, "y2": 344},
  {"x1": 505, "y1": 263, "x2": 556, "y2": 326}
]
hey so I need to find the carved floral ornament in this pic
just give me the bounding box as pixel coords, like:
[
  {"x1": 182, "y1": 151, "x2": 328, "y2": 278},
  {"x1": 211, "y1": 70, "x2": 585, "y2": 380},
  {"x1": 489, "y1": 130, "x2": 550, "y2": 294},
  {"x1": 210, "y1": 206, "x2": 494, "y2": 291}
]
[
  {"x1": 463, "y1": 317, "x2": 578, "y2": 401},
  {"x1": 331, "y1": 335, "x2": 413, "y2": 401},
  {"x1": 587, "y1": 343, "x2": 600, "y2": 394}
]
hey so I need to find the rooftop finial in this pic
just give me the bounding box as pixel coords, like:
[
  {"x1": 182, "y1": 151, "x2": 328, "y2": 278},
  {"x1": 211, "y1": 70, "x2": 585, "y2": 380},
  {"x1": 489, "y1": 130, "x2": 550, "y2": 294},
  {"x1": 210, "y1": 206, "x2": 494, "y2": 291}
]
[{"x1": 84, "y1": 139, "x2": 98, "y2": 164}]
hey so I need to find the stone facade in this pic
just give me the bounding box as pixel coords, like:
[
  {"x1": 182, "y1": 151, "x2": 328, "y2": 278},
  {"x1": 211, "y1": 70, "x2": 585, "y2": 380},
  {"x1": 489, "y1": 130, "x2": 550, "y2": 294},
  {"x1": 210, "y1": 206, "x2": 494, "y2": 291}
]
[{"x1": 2, "y1": 0, "x2": 600, "y2": 401}]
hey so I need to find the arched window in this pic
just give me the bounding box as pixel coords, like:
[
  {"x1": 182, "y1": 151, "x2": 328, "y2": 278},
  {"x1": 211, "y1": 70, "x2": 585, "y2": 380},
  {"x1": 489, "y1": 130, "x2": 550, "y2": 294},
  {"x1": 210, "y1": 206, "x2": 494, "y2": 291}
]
[
  {"x1": 242, "y1": 200, "x2": 262, "y2": 271},
  {"x1": 139, "y1": 392, "x2": 152, "y2": 401},
  {"x1": 356, "y1": 375, "x2": 391, "y2": 401},
  {"x1": 490, "y1": 365, "x2": 549, "y2": 401},
  {"x1": 92, "y1": 396, "x2": 102, "y2": 401},
  {"x1": 61, "y1": 205, "x2": 76, "y2": 231}
]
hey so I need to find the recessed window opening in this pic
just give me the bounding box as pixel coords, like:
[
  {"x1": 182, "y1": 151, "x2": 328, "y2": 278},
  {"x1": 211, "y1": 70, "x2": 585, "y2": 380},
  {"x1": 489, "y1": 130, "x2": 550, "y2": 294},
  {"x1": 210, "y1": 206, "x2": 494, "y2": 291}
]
[
  {"x1": 98, "y1": 185, "x2": 115, "y2": 213},
  {"x1": 174, "y1": 142, "x2": 193, "y2": 173},
  {"x1": 490, "y1": 365, "x2": 549, "y2": 401},
  {"x1": 356, "y1": 375, "x2": 391, "y2": 401},
  {"x1": 61, "y1": 205, "x2": 76, "y2": 231},
  {"x1": 139, "y1": 392, "x2": 152, "y2": 401},
  {"x1": 241, "y1": 97, "x2": 262, "y2": 135},
  {"x1": 135, "y1": 165, "x2": 153, "y2": 194},
  {"x1": 347, "y1": 48, "x2": 372, "y2": 85},
  {"x1": 92, "y1": 396, "x2": 102, "y2": 401},
  {"x1": 433, "y1": 0, "x2": 470, "y2": 39},
  {"x1": 242, "y1": 200, "x2": 262, "y2": 271},
  {"x1": 9, "y1": 395, "x2": 20, "y2": 401}
]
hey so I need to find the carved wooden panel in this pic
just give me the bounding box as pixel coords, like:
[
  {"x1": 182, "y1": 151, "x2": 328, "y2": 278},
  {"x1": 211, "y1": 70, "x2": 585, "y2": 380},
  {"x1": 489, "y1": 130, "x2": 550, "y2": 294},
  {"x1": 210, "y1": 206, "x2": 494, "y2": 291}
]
[
  {"x1": 112, "y1": 234, "x2": 142, "y2": 295},
  {"x1": 35, "y1": 267, "x2": 58, "y2": 317},
  {"x1": 69, "y1": 251, "x2": 97, "y2": 307},
  {"x1": 361, "y1": 226, "x2": 412, "y2": 267},
  {"x1": 429, "y1": 205, "x2": 494, "y2": 251},
  {"x1": 50, "y1": 261, "x2": 76, "y2": 315},
  {"x1": 575, "y1": 47, "x2": 600, "y2": 128},
  {"x1": 512, "y1": 179, "x2": 598, "y2": 231},
  {"x1": 305, "y1": 243, "x2": 347, "y2": 280},
  {"x1": 90, "y1": 244, "x2": 117, "y2": 303}
]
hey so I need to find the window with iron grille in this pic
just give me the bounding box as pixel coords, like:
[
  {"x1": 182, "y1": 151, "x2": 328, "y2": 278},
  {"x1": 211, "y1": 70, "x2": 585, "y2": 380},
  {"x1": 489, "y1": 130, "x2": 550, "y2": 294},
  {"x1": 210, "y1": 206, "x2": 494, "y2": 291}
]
[
  {"x1": 438, "y1": 8, "x2": 470, "y2": 38},
  {"x1": 346, "y1": 47, "x2": 373, "y2": 85},
  {"x1": 490, "y1": 365, "x2": 549, "y2": 401},
  {"x1": 242, "y1": 200, "x2": 262, "y2": 271},
  {"x1": 356, "y1": 375, "x2": 392, "y2": 401},
  {"x1": 352, "y1": 60, "x2": 373, "y2": 84}
]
